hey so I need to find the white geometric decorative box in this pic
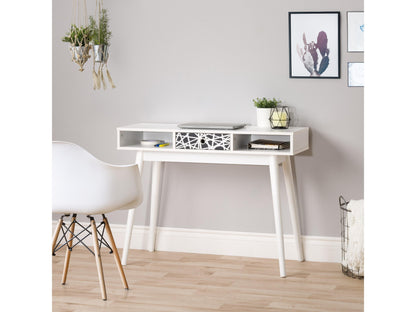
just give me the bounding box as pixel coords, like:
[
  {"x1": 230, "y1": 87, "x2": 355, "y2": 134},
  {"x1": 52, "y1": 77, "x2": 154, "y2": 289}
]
[{"x1": 175, "y1": 132, "x2": 231, "y2": 150}]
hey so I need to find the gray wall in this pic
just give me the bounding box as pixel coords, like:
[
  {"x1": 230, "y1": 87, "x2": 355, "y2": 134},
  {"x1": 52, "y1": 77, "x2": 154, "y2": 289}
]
[{"x1": 53, "y1": 0, "x2": 363, "y2": 237}]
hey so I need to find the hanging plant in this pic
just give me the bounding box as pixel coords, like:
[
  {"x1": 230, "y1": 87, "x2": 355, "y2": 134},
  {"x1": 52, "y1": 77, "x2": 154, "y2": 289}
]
[
  {"x1": 89, "y1": 9, "x2": 111, "y2": 46},
  {"x1": 62, "y1": 24, "x2": 92, "y2": 46},
  {"x1": 89, "y1": 5, "x2": 115, "y2": 90},
  {"x1": 62, "y1": 1, "x2": 92, "y2": 72}
]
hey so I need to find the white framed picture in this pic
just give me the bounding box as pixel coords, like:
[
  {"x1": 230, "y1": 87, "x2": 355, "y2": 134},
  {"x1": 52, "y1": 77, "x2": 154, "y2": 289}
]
[
  {"x1": 348, "y1": 62, "x2": 364, "y2": 87},
  {"x1": 347, "y1": 11, "x2": 364, "y2": 52},
  {"x1": 289, "y1": 11, "x2": 340, "y2": 78}
]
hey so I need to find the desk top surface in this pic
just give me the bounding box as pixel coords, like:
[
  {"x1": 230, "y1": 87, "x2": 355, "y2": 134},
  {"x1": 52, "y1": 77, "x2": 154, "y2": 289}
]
[{"x1": 118, "y1": 123, "x2": 308, "y2": 135}]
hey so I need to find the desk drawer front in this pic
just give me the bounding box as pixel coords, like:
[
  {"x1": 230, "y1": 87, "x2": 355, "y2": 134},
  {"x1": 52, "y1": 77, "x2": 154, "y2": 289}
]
[{"x1": 175, "y1": 132, "x2": 231, "y2": 150}]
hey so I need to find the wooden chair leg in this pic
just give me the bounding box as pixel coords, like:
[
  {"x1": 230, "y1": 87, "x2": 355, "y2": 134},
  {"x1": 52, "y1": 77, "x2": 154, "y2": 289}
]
[
  {"x1": 103, "y1": 216, "x2": 129, "y2": 289},
  {"x1": 61, "y1": 214, "x2": 76, "y2": 285},
  {"x1": 90, "y1": 217, "x2": 107, "y2": 301},
  {"x1": 52, "y1": 217, "x2": 63, "y2": 255}
]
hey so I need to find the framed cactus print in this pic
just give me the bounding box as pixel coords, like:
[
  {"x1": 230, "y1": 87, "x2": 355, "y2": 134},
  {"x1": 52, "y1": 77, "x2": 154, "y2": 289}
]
[{"x1": 289, "y1": 12, "x2": 340, "y2": 78}]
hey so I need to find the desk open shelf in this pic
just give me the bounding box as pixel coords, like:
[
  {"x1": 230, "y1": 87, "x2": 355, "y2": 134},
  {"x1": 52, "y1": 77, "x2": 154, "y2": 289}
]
[{"x1": 117, "y1": 123, "x2": 309, "y2": 155}]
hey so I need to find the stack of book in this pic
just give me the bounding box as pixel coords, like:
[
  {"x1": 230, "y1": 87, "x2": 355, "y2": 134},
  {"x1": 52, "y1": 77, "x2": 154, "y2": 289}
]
[{"x1": 248, "y1": 139, "x2": 290, "y2": 150}]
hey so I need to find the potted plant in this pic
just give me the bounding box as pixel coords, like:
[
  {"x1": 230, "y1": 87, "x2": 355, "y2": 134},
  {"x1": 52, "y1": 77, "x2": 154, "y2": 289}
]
[
  {"x1": 253, "y1": 97, "x2": 282, "y2": 128},
  {"x1": 62, "y1": 24, "x2": 92, "y2": 71},
  {"x1": 89, "y1": 9, "x2": 112, "y2": 63}
]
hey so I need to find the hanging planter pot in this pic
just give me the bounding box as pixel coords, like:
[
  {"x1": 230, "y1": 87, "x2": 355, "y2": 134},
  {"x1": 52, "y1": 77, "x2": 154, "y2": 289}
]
[
  {"x1": 62, "y1": 1, "x2": 92, "y2": 71},
  {"x1": 62, "y1": 24, "x2": 92, "y2": 71},
  {"x1": 93, "y1": 44, "x2": 109, "y2": 63},
  {"x1": 89, "y1": 5, "x2": 115, "y2": 90},
  {"x1": 69, "y1": 44, "x2": 91, "y2": 71},
  {"x1": 92, "y1": 44, "x2": 115, "y2": 90}
]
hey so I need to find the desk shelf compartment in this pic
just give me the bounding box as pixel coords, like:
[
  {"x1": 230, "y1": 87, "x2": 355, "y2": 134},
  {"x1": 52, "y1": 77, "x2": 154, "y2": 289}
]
[
  {"x1": 233, "y1": 134, "x2": 291, "y2": 152},
  {"x1": 118, "y1": 130, "x2": 173, "y2": 149}
]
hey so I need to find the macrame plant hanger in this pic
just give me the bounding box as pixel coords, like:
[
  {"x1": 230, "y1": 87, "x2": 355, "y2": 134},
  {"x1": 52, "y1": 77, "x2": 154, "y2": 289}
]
[
  {"x1": 92, "y1": 0, "x2": 116, "y2": 90},
  {"x1": 69, "y1": 0, "x2": 90, "y2": 71}
]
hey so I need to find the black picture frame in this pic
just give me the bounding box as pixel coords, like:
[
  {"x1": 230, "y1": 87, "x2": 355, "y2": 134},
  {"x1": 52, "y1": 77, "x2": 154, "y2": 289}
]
[{"x1": 289, "y1": 11, "x2": 340, "y2": 79}]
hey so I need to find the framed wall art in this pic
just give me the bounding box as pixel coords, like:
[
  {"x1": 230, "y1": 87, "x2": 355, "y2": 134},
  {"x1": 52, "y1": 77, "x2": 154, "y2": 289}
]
[
  {"x1": 347, "y1": 11, "x2": 364, "y2": 52},
  {"x1": 289, "y1": 11, "x2": 340, "y2": 79},
  {"x1": 347, "y1": 62, "x2": 364, "y2": 87}
]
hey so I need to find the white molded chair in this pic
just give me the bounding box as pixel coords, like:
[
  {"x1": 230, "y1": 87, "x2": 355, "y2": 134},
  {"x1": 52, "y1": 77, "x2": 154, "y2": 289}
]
[{"x1": 52, "y1": 141, "x2": 143, "y2": 300}]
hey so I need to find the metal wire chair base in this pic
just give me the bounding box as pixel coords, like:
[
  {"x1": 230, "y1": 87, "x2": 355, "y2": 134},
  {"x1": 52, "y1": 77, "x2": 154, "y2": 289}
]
[{"x1": 53, "y1": 214, "x2": 113, "y2": 256}]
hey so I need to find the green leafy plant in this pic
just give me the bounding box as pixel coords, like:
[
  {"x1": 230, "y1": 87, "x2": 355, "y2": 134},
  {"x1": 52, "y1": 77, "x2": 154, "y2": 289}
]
[
  {"x1": 89, "y1": 9, "x2": 112, "y2": 46},
  {"x1": 252, "y1": 97, "x2": 282, "y2": 109},
  {"x1": 62, "y1": 24, "x2": 92, "y2": 46}
]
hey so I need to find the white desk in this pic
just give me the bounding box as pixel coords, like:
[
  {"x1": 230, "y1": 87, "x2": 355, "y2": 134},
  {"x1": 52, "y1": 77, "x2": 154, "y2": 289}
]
[{"x1": 117, "y1": 123, "x2": 309, "y2": 277}]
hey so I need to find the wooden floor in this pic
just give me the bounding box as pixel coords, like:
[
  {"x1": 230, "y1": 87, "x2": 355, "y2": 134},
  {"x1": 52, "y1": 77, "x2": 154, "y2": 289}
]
[{"x1": 52, "y1": 248, "x2": 364, "y2": 312}]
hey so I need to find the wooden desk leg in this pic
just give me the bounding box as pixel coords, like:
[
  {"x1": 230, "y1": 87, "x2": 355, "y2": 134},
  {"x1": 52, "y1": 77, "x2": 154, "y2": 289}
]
[
  {"x1": 122, "y1": 152, "x2": 144, "y2": 265},
  {"x1": 122, "y1": 208, "x2": 135, "y2": 265},
  {"x1": 269, "y1": 156, "x2": 286, "y2": 278},
  {"x1": 147, "y1": 161, "x2": 164, "y2": 252},
  {"x1": 282, "y1": 156, "x2": 305, "y2": 261}
]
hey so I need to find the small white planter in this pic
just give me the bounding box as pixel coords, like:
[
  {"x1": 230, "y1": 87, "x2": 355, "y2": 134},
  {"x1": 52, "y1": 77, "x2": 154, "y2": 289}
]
[{"x1": 256, "y1": 108, "x2": 272, "y2": 128}]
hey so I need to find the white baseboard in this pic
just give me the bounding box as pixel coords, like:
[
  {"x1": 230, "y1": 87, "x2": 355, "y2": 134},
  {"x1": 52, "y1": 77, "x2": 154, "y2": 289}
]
[{"x1": 52, "y1": 221, "x2": 341, "y2": 263}]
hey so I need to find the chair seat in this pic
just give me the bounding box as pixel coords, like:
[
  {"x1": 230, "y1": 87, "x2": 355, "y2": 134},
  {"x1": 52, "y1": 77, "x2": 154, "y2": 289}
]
[
  {"x1": 52, "y1": 198, "x2": 141, "y2": 215},
  {"x1": 52, "y1": 141, "x2": 143, "y2": 215}
]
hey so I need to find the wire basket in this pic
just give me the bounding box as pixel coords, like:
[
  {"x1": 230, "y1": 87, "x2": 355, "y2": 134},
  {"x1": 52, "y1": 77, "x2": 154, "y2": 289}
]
[{"x1": 339, "y1": 196, "x2": 364, "y2": 279}]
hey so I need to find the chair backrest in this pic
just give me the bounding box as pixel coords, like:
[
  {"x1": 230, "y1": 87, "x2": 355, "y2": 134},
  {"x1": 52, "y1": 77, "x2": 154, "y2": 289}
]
[{"x1": 52, "y1": 141, "x2": 143, "y2": 215}]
